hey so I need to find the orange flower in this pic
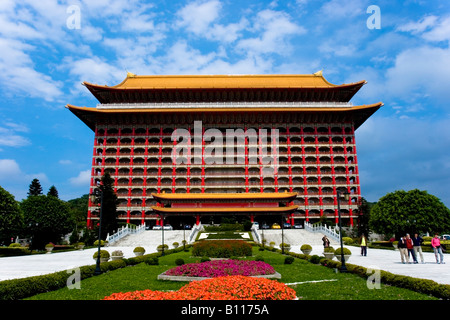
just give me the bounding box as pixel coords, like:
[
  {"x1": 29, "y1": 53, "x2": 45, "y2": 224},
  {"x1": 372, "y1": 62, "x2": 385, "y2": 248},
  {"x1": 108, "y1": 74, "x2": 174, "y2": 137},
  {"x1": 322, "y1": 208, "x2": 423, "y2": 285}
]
[{"x1": 103, "y1": 275, "x2": 296, "y2": 300}]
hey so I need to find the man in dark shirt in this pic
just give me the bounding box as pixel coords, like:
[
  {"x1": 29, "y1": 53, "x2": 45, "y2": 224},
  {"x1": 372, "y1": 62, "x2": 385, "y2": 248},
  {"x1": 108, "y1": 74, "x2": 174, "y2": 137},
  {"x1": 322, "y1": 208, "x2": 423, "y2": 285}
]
[{"x1": 412, "y1": 233, "x2": 424, "y2": 263}]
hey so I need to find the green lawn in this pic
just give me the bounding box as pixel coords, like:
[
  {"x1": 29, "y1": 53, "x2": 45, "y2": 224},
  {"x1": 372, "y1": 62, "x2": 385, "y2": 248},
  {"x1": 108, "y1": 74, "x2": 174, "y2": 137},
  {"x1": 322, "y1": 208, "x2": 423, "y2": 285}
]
[{"x1": 26, "y1": 247, "x2": 437, "y2": 300}]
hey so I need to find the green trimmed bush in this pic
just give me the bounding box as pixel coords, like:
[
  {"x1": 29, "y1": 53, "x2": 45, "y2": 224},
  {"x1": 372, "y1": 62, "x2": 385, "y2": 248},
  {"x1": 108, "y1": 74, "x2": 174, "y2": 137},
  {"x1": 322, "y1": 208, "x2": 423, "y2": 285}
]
[
  {"x1": 175, "y1": 258, "x2": 185, "y2": 266},
  {"x1": 192, "y1": 240, "x2": 252, "y2": 258},
  {"x1": 284, "y1": 256, "x2": 294, "y2": 264},
  {"x1": 335, "y1": 247, "x2": 352, "y2": 255},
  {"x1": 342, "y1": 237, "x2": 354, "y2": 245}
]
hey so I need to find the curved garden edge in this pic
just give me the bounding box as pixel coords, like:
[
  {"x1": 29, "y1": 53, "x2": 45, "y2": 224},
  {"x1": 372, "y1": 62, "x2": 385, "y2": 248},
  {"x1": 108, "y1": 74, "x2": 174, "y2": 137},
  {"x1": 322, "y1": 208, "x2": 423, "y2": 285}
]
[{"x1": 157, "y1": 271, "x2": 282, "y2": 282}]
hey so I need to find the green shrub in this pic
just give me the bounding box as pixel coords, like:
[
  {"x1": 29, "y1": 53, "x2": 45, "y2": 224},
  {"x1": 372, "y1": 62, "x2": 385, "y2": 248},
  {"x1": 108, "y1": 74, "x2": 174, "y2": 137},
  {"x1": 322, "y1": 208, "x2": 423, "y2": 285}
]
[
  {"x1": 200, "y1": 256, "x2": 211, "y2": 262},
  {"x1": 93, "y1": 240, "x2": 106, "y2": 247},
  {"x1": 93, "y1": 250, "x2": 110, "y2": 259},
  {"x1": 145, "y1": 256, "x2": 159, "y2": 265},
  {"x1": 255, "y1": 255, "x2": 264, "y2": 262},
  {"x1": 335, "y1": 247, "x2": 352, "y2": 255},
  {"x1": 301, "y1": 244, "x2": 312, "y2": 251},
  {"x1": 8, "y1": 243, "x2": 21, "y2": 248},
  {"x1": 0, "y1": 247, "x2": 30, "y2": 256},
  {"x1": 284, "y1": 256, "x2": 294, "y2": 264},
  {"x1": 175, "y1": 258, "x2": 185, "y2": 266},
  {"x1": 133, "y1": 246, "x2": 145, "y2": 253},
  {"x1": 342, "y1": 237, "x2": 353, "y2": 245},
  {"x1": 309, "y1": 255, "x2": 321, "y2": 264},
  {"x1": 324, "y1": 246, "x2": 335, "y2": 253},
  {"x1": 192, "y1": 240, "x2": 252, "y2": 258}
]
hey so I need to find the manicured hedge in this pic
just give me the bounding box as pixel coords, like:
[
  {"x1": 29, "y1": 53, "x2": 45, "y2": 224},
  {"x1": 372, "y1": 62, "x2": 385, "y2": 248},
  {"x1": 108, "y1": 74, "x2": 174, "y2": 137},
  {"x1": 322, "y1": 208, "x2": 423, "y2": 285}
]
[
  {"x1": 283, "y1": 251, "x2": 450, "y2": 300},
  {"x1": 0, "y1": 246, "x2": 188, "y2": 300},
  {"x1": 192, "y1": 240, "x2": 252, "y2": 258},
  {"x1": 0, "y1": 247, "x2": 31, "y2": 257}
]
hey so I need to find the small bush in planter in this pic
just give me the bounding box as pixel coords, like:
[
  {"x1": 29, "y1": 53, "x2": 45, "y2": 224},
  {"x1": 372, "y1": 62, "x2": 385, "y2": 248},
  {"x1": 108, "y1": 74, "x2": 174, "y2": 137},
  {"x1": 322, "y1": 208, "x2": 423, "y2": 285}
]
[
  {"x1": 300, "y1": 244, "x2": 312, "y2": 254},
  {"x1": 93, "y1": 250, "x2": 110, "y2": 260},
  {"x1": 324, "y1": 246, "x2": 335, "y2": 253},
  {"x1": 133, "y1": 246, "x2": 145, "y2": 256},
  {"x1": 172, "y1": 242, "x2": 179, "y2": 248},
  {"x1": 93, "y1": 240, "x2": 107, "y2": 247},
  {"x1": 157, "y1": 244, "x2": 169, "y2": 252},
  {"x1": 279, "y1": 242, "x2": 291, "y2": 250},
  {"x1": 284, "y1": 256, "x2": 295, "y2": 264},
  {"x1": 335, "y1": 247, "x2": 352, "y2": 256},
  {"x1": 175, "y1": 258, "x2": 185, "y2": 266},
  {"x1": 111, "y1": 250, "x2": 123, "y2": 257}
]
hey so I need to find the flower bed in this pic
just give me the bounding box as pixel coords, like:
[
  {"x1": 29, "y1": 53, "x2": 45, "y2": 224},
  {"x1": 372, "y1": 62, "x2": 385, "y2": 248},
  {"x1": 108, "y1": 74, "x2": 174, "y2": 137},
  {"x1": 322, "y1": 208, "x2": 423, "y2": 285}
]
[
  {"x1": 163, "y1": 259, "x2": 275, "y2": 278},
  {"x1": 103, "y1": 275, "x2": 296, "y2": 300}
]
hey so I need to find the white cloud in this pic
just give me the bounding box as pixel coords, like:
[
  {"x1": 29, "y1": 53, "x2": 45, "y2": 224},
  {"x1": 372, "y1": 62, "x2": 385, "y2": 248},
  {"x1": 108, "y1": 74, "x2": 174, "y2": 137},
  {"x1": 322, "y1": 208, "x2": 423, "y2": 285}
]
[
  {"x1": 236, "y1": 9, "x2": 305, "y2": 56},
  {"x1": 385, "y1": 46, "x2": 450, "y2": 103},
  {"x1": 176, "y1": 0, "x2": 221, "y2": 34},
  {"x1": 69, "y1": 169, "x2": 91, "y2": 186},
  {"x1": 0, "y1": 38, "x2": 63, "y2": 101},
  {"x1": 0, "y1": 159, "x2": 48, "y2": 184},
  {"x1": 398, "y1": 15, "x2": 438, "y2": 34},
  {"x1": 0, "y1": 122, "x2": 30, "y2": 147}
]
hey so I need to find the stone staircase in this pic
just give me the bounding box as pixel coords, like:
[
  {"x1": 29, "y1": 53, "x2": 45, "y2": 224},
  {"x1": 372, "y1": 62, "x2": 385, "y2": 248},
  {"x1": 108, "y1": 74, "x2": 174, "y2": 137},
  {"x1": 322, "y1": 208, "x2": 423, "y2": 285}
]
[
  {"x1": 110, "y1": 228, "x2": 338, "y2": 251},
  {"x1": 256, "y1": 229, "x2": 339, "y2": 248}
]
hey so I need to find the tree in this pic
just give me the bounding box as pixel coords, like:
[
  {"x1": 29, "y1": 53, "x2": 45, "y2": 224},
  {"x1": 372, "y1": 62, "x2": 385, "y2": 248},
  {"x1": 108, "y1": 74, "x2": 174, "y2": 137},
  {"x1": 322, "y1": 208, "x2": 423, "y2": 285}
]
[
  {"x1": 27, "y1": 178, "x2": 43, "y2": 197},
  {"x1": 92, "y1": 173, "x2": 118, "y2": 240},
  {"x1": 357, "y1": 197, "x2": 374, "y2": 238},
  {"x1": 21, "y1": 195, "x2": 74, "y2": 249},
  {"x1": 0, "y1": 186, "x2": 24, "y2": 245},
  {"x1": 369, "y1": 189, "x2": 450, "y2": 239},
  {"x1": 47, "y1": 185, "x2": 59, "y2": 198}
]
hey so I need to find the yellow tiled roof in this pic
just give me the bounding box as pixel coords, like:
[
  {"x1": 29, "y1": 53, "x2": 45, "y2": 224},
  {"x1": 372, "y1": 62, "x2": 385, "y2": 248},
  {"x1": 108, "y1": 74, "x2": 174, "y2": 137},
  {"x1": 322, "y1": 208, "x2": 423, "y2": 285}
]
[{"x1": 84, "y1": 72, "x2": 365, "y2": 90}]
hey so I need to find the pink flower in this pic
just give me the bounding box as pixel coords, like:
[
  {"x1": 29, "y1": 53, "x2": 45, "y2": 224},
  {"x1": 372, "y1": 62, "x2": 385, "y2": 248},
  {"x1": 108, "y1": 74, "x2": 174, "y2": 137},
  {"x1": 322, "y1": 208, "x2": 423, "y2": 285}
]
[{"x1": 164, "y1": 259, "x2": 275, "y2": 278}]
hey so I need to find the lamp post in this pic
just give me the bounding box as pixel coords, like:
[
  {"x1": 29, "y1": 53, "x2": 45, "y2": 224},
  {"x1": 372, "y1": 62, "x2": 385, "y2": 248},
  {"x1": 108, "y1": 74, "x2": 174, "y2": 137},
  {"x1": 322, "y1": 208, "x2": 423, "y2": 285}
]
[
  {"x1": 90, "y1": 188, "x2": 104, "y2": 276},
  {"x1": 161, "y1": 214, "x2": 165, "y2": 256},
  {"x1": 337, "y1": 189, "x2": 350, "y2": 273},
  {"x1": 281, "y1": 214, "x2": 285, "y2": 254}
]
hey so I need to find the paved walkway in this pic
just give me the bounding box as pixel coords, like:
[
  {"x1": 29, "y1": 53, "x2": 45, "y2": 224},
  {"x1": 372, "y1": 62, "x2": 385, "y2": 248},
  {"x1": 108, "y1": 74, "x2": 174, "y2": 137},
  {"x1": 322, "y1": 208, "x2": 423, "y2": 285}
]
[
  {"x1": 0, "y1": 230, "x2": 448, "y2": 286},
  {"x1": 290, "y1": 245, "x2": 450, "y2": 285}
]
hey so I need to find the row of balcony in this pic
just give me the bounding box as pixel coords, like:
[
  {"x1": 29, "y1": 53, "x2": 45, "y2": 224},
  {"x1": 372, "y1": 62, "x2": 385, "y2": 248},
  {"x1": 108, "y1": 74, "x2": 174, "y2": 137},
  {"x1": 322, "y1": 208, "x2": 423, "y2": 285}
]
[{"x1": 95, "y1": 142, "x2": 356, "y2": 149}]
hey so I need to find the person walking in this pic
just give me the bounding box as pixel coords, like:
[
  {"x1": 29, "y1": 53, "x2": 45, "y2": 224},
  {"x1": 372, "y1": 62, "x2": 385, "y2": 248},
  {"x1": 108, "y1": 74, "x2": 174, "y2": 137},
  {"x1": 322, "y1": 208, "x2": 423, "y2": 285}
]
[
  {"x1": 398, "y1": 236, "x2": 408, "y2": 264},
  {"x1": 322, "y1": 235, "x2": 330, "y2": 248},
  {"x1": 412, "y1": 233, "x2": 424, "y2": 263},
  {"x1": 432, "y1": 233, "x2": 445, "y2": 264},
  {"x1": 405, "y1": 234, "x2": 418, "y2": 264},
  {"x1": 359, "y1": 233, "x2": 368, "y2": 256}
]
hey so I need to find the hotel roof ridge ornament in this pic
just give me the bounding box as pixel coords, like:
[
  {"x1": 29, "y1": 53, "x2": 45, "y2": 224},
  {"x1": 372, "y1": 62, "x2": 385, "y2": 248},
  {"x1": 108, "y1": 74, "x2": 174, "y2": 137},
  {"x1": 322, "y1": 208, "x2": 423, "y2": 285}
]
[{"x1": 313, "y1": 69, "x2": 323, "y2": 76}]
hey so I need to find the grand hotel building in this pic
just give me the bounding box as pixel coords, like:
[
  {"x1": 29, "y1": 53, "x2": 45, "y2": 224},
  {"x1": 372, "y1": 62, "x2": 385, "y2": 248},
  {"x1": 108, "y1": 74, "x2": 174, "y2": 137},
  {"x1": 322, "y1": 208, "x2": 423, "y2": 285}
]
[{"x1": 67, "y1": 72, "x2": 382, "y2": 229}]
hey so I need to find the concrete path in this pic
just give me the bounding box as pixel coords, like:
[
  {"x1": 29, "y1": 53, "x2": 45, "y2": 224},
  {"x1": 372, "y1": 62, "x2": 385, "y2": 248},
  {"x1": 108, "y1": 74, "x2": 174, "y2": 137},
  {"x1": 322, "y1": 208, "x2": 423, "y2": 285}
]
[{"x1": 0, "y1": 229, "x2": 448, "y2": 286}]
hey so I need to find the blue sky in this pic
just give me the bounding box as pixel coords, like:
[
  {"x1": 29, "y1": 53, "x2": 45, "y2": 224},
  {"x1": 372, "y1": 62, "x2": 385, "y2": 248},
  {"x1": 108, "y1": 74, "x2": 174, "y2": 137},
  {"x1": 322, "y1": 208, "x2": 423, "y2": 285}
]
[{"x1": 0, "y1": 0, "x2": 449, "y2": 208}]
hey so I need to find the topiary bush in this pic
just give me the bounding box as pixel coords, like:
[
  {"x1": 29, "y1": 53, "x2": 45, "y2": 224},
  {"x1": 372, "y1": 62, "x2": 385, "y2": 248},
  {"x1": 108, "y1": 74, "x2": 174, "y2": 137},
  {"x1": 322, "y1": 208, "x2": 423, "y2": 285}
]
[
  {"x1": 192, "y1": 240, "x2": 252, "y2": 258},
  {"x1": 284, "y1": 256, "x2": 294, "y2": 264},
  {"x1": 309, "y1": 255, "x2": 322, "y2": 264},
  {"x1": 342, "y1": 237, "x2": 354, "y2": 245},
  {"x1": 335, "y1": 247, "x2": 352, "y2": 255},
  {"x1": 175, "y1": 258, "x2": 185, "y2": 266}
]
